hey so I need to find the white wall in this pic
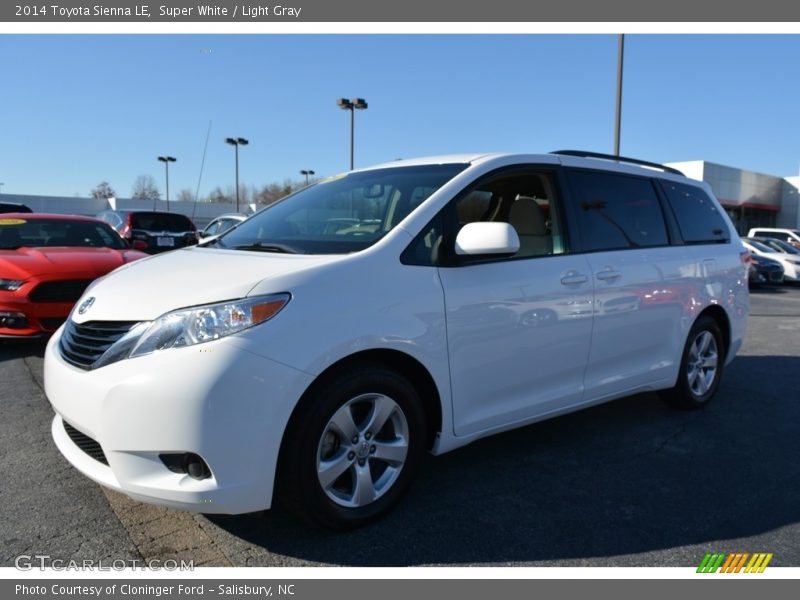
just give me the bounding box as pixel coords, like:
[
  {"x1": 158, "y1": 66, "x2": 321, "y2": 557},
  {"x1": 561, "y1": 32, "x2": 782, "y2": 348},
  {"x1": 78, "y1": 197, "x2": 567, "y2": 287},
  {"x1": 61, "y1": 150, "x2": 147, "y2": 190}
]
[{"x1": 780, "y1": 177, "x2": 800, "y2": 229}]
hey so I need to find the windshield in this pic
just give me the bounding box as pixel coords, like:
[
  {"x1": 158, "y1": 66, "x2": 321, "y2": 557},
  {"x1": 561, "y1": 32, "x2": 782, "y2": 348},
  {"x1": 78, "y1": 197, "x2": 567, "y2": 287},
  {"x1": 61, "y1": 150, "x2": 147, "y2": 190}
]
[
  {"x1": 765, "y1": 238, "x2": 800, "y2": 254},
  {"x1": 131, "y1": 212, "x2": 195, "y2": 232},
  {"x1": 0, "y1": 218, "x2": 127, "y2": 250},
  {"x1": 746, "y1": 240, "x2": 773, "y2": 253},
  {"x1": 215, "y1": 164, "x2": 468, "y2": 254}
]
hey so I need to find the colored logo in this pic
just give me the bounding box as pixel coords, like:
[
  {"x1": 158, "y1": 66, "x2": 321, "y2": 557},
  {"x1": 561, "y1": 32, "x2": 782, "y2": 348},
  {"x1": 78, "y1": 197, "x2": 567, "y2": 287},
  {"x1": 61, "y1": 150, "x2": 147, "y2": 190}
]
[{"x1": 697, "y1": 552, "x2": 773, "y2": 573}]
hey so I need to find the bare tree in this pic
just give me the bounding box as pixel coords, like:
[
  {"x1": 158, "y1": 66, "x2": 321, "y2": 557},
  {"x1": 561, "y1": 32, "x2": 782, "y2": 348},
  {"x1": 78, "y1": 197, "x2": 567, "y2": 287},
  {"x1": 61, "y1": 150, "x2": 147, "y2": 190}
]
[
  {"x1": 255, "y1": 180, "x2": 296, "y2": 206},
  {"x1": 131, "y1": 175, "x2": 161, "y2": 201},
  {"x1": 207, "y1": 186, "x2": 233, "y2": 203},
  {"x1": 91, "y1": 181, "x2": 116, "y2": 199},
  {"x1": 204, "y1": 179, "x2": 303, "y2": 206},
  {"x1": 176, "y1": 189, "x2": 194, "y2": 203}
]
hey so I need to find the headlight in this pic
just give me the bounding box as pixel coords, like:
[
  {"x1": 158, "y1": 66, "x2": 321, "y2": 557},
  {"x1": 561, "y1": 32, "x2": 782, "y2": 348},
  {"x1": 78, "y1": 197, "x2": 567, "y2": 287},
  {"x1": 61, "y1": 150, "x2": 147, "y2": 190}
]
[
  {"x1": 0, "y1": 279, "x2": 24, "y2": 291},
  {"x1": 128, "y1": 293, "x2": 290, "y2": 359}
]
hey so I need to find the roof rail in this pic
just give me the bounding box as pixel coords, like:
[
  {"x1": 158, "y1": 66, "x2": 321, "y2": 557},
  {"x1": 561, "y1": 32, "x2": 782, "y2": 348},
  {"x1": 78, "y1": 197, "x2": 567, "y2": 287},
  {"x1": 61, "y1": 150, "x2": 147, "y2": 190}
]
[{"x1": 550, "y1": 150, "x2": 684, "y2": 176}]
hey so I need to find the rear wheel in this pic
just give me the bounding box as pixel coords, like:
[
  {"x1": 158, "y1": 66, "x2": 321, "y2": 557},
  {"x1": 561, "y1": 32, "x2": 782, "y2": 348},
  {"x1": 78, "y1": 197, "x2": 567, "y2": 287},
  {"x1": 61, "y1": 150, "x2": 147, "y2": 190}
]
[
  {"x1": 662, "y1": 315, "x2": 725, "y2": 409},
  {"x1": 279, "y1": 366, "x2": 426, "y2": 529}
]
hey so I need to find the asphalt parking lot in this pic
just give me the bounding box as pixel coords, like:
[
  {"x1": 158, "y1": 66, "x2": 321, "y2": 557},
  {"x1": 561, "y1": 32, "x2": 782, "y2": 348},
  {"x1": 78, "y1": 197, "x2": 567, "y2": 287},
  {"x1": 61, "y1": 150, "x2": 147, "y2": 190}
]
[{"x1": 1, "y1": 286, "x2": 799, "y2": 568}]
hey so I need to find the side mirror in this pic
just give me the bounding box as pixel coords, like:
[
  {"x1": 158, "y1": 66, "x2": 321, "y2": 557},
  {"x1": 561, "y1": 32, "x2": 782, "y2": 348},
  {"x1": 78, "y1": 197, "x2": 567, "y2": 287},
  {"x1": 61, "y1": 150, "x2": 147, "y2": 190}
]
[{"x1": 455, "y1": 222, "x2": 520, "y2": 256}]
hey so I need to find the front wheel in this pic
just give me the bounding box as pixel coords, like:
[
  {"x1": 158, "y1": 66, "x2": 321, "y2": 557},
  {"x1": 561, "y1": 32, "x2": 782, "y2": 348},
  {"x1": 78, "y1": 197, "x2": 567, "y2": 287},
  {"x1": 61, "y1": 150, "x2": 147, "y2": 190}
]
[
  {"x1": 278, "y1": 366, "x2": 426, "y2": 529},
  {"x1": 662, "y1": 316, "x2": 725, "y2": 409}
]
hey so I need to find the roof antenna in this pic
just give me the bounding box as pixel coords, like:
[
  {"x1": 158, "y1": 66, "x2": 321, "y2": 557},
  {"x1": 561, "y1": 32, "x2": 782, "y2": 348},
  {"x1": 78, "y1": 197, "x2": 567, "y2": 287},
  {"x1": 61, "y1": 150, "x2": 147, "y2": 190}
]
[{"x1": 192, "y1": 120, "x2": 212, "y2": 222}]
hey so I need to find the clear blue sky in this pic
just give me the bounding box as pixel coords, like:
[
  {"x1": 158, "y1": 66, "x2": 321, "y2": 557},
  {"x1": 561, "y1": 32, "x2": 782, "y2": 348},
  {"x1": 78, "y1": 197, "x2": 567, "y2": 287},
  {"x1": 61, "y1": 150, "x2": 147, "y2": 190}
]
[{"x1": 1, "y1": 34, "x2": 799, "y2": 199}]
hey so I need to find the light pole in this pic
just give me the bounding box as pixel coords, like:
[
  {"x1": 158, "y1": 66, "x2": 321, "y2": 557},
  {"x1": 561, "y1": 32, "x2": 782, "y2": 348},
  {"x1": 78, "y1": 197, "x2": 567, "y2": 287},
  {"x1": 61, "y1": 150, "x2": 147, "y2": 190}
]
[
  {"x1": 337, "y1": 97, "x2": 368, "y2": 170},
  {"x1": 157, "y1": 156, "x2": 176, "y2": 211},
  {"x1": 225, "y1": 137, "x2": 249, "y2": 212},
  {"x1": 300, "y1": 169, "x2": 315, "y2": 186},
  {"x1": 614, "y1": 34, "x2": 625, "y2": 156}
]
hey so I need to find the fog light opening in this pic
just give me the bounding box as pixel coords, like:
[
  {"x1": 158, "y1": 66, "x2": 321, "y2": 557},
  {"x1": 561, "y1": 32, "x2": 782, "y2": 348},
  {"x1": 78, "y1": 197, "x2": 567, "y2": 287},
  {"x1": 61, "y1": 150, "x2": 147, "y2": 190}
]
[
  {"x1": 159, "y1": 452, "x2": 211, "y2": 480},
  {"x1": 0, "y1": 312, "x2": 28, "y2": 329}
]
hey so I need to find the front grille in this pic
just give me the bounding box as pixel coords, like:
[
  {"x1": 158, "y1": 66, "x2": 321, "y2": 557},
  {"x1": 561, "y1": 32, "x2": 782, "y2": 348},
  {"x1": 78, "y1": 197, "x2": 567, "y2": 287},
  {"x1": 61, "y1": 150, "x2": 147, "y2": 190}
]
[
  {"x1": 63, "y1": 420, "x2": 108, "y2": 465},
  {"x1": 29, "y1": 280, "x2": 93, "y2": 303},
  {"x1": 59, "y1": 320, "x2": 138, "y2": 369},
  {"x1": 39, "y1": 317, "x2": 66, "y2": 331}
]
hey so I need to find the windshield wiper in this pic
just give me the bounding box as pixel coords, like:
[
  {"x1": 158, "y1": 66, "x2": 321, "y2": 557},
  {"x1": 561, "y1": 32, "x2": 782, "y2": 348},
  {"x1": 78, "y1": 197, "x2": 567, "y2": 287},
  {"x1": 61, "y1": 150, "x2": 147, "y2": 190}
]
[
  {"x1": 198, "y1": 237, "x2": 225, "y2": 248},
  {"x1": 230, "y1": 242, "x2": 303, "y2": 254}
]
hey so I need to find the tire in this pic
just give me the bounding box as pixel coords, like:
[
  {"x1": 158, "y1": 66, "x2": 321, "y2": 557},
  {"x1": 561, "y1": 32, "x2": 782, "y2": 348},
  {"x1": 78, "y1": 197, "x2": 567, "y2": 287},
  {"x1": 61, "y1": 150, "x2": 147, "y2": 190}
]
[
  {"x1": 662, "y1": 315, "x2": 725, "y2": 410},
  {"x1": 278, "y1": 365, "x2": 427, "y2": 530}
]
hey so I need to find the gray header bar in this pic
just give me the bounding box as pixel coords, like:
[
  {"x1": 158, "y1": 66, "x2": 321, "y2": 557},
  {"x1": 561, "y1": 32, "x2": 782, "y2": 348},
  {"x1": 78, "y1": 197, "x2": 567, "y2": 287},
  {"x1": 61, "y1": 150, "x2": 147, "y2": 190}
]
[{"x1": 3, "y1": 0, "x2": 800, "y2": 22}]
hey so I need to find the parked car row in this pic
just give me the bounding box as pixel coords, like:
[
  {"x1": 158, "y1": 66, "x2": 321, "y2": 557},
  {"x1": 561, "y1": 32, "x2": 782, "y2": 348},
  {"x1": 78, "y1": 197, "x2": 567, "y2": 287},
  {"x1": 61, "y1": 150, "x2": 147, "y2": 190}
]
[
  {"x1": 1, "y1": 208, "x2": 258, "y2": 338},
  {"x1": 743, "y1": 234, "x2": 800, "y2": 287},
  {"x1": 747, "y1": 227, "x2": 800, "y2": 249}
]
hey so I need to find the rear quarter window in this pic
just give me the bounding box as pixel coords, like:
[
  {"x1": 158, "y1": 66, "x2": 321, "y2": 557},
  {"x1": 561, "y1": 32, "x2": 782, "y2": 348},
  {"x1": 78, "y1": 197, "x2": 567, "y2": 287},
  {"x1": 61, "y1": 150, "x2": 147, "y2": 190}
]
[{"x1": 660, "y1": 180, "x2": 730, "y2": 244}]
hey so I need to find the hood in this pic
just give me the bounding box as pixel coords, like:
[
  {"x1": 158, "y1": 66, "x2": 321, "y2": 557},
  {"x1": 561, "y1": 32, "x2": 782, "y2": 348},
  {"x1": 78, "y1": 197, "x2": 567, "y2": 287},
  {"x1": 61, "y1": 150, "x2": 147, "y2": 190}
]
[
  {"x1": 71, "y1": 246, "x2": 341, "y2": 323},
  {"x1": 0, "y1": 247, "x2": 147, "y2": 280}
]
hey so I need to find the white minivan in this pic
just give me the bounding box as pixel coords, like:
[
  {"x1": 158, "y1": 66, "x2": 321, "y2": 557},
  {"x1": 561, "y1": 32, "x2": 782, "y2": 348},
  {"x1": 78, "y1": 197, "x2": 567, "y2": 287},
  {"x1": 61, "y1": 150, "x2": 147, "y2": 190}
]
[{"x1": 45, "y1": 151, "x2": 749, "y2": 529}]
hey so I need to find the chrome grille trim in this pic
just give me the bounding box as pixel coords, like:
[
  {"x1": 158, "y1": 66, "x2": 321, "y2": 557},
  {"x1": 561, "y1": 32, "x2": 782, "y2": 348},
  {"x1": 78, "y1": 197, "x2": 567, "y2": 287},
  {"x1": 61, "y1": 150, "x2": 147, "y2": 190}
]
[{"x1": 59, "y1": 320, "x2": 139, "y2": 370}]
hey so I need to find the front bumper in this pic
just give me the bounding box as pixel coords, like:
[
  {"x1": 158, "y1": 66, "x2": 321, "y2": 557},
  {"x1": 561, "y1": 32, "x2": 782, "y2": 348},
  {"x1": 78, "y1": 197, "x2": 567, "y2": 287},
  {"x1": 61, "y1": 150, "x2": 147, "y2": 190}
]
[
  {"x1": 45, "y1": 326, "x2": 314, "y2": 514},
  {"x1": 0, "y1": 296, "x2": 71, "y2": 337}
]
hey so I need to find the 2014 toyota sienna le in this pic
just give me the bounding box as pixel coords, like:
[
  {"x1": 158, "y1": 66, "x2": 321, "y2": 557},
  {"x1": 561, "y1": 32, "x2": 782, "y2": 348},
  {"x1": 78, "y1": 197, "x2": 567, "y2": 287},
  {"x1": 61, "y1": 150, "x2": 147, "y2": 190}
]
[{"x1": 45, "y1": 151, "x2": 749, "y2": 529}]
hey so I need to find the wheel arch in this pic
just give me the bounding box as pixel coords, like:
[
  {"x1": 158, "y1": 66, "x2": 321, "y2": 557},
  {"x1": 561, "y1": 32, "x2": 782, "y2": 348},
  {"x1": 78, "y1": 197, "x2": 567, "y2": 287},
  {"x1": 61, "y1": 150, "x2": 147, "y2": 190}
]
[
  {"x1": 696, "y1": 303, "x2": 731, "y2": 358},
  {"x1": 274, "y1": 348, "x2": 444, "y2": 497}
]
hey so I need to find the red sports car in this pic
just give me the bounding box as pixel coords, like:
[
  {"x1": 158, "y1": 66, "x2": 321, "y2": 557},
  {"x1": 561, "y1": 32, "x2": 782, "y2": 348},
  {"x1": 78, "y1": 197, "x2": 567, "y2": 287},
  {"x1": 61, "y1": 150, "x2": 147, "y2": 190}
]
[{"x1": 0, "y1": 213, "x2": 149, "y2": 338}]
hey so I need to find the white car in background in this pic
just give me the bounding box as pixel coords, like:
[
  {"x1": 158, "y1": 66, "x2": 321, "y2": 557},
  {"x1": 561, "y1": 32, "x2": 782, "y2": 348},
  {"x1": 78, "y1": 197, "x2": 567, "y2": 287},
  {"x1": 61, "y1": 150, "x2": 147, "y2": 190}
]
[
  {"x1": 747, "y1": 227, "x2": 800, "y2": 249},
  {"x1": 743, "y1": 238, "x2": 800, "y2": 281},
  {"x1": 756, "y1": 236, "x2": 800, "y2": 258},
  {"x1": 198, "y1": 213, "x2": 248, "y2": 241},
  {"x1": 44, "y1": 151, "x2": 749, "y2": 529}
]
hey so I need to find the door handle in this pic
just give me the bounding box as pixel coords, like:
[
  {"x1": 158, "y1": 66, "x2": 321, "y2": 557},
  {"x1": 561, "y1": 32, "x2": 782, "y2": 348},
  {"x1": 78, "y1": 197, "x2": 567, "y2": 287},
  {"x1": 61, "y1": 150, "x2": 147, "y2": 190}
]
[
  {"x1": 561, "y1": 273, "x2": 589, "y2": 285},
  {"x1": 596, "y1": 270, "x2": 622, "y2": 281}
]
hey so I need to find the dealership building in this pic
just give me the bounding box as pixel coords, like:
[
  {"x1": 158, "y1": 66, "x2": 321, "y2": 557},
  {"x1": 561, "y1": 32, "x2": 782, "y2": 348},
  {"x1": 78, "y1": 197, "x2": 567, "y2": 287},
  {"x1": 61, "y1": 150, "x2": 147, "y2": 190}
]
[
  {"x1": 667, "y1": 161, "x2": 800, "y2": 235},
  {"x1": 2, "y1": 160, "x2": 800, "y2": 235}
]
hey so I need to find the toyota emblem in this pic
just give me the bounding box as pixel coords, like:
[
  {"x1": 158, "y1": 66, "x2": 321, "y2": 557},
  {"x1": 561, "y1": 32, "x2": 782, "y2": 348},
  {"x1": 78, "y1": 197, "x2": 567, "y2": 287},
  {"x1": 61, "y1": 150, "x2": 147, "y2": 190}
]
[{"x1": 77, "y1": 296, "x2": 95, "y2": 315}]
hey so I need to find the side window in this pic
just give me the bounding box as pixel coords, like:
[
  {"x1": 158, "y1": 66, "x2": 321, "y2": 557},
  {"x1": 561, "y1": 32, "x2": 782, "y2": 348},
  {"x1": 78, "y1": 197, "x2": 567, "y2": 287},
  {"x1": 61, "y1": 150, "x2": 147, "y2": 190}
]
[
  {"x1": 217, "y1": 219, "x2": 237, "y2": 234},
  {"x1": 401, "y1": 213, "x2": 444, "y2": 266},
  {"x1": 402, "y1": 170, "x2": 565, "y2": 266},
  {"x1": 455, "y1": 172, "x2": 565, "y2": 259},
  {"x1": 96, "y1": 225, "x2": 118, "y2": 247},
  {"x1": 661, "y1": 180, "x2": 730, "y2": 244},
  {"x1": 204, "y1": 221, "x2": 221, "y2": 236},
  {"x1": 106, "y1": 213, "x2": 122, "y2": 229},
  {"x1": 570, "y1": 171, "x2": 668, "y2": 252}
]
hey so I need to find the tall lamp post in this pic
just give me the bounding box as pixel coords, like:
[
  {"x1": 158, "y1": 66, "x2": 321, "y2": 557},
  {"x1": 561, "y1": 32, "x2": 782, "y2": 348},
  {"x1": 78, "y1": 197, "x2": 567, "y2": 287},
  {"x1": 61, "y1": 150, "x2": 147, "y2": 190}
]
[
  {"x1": 225, "y1": 137, "x2": 249, "y2": 212},
  {"x1": 614, "y1": 34, "x2": 625, "y2": 156},
  {"x1": 157, "y1": 156, "x2": 176, "y2": 211},
  {"x1": 336, "y1": 97, "x2": 368, "y2": 170},
  {"x1": 300, "y1": 169, "x2": 315, "y2": 186}
]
